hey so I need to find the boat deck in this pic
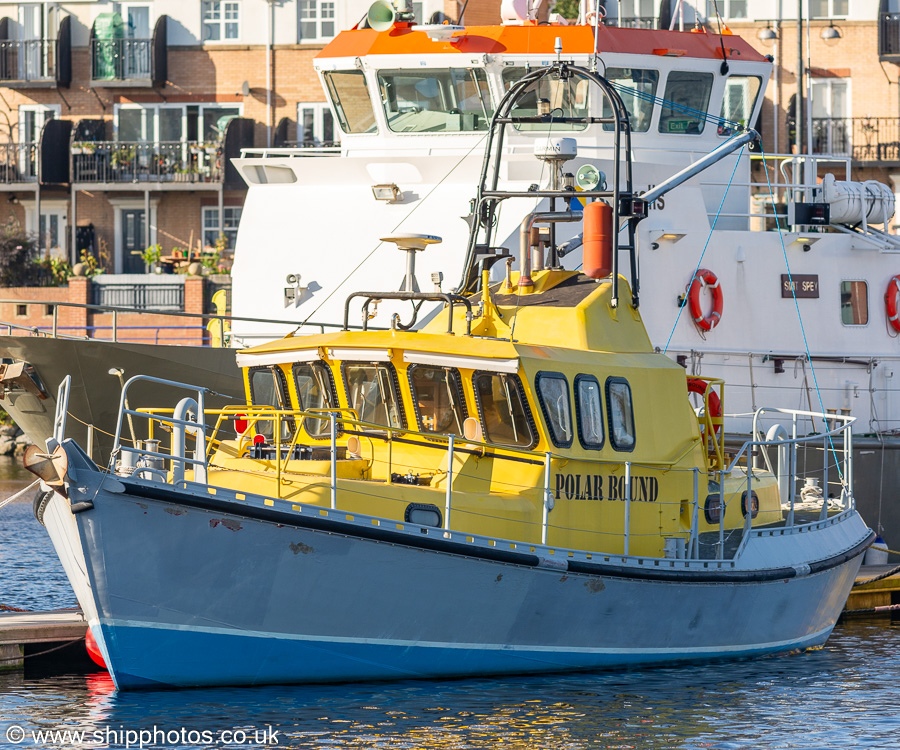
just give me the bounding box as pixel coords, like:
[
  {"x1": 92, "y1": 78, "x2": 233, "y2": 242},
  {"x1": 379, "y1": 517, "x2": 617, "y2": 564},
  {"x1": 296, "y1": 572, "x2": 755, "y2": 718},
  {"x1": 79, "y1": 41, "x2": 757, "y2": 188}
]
[{"x1": 0, "y1": 609, "x2": 87, "y2": 671}]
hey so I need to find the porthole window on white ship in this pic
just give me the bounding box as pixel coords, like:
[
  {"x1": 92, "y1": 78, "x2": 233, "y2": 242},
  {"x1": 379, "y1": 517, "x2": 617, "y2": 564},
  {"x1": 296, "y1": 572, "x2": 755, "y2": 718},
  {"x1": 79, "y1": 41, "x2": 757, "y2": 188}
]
[
  {"x1": 606, "y1": 378, "x2": 635, "y2": 452},
  {"x1": 602, "y1": 68, "x2": 658, "y2": 133},
  {"x1": 840, "y1": 281, "x2": 868, "y2": 326},
  {"x1": 718, "y1": 76, "x2": 761, "y2": 136},
  {"x1": 501, "y1": 67, "x2": 589, "y2": 131},
  {"x1": 323, "y1": 71, "x2": 378, "y2": 135},
  {"x1": 377, "y1": 69, "x2": 493, "y2": 132},
  {"x1": 658, "y1": 71, "x2": 714, "y2": 135}
]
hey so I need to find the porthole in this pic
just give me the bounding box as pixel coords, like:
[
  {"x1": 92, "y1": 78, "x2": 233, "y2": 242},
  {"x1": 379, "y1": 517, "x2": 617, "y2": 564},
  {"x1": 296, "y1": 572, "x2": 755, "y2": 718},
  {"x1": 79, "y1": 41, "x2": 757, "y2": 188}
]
[{"x1": 404, "y1": 503, "x2": 442, "y2": 528}]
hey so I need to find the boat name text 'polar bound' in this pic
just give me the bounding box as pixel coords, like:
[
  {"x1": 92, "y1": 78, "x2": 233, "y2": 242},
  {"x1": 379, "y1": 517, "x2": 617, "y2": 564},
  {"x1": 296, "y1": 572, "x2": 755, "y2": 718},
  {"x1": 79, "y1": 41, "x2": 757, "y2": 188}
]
[{"x1": 555, "y1": 473, "x2": 659, "y2": 502}]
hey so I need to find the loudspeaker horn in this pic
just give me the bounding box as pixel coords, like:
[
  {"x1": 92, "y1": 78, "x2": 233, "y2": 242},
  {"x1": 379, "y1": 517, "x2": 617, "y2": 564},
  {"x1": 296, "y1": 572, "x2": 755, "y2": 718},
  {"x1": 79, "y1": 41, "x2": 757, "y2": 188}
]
[{"x1": 367, "y1": 0, "x2": 397, "y2": 32}]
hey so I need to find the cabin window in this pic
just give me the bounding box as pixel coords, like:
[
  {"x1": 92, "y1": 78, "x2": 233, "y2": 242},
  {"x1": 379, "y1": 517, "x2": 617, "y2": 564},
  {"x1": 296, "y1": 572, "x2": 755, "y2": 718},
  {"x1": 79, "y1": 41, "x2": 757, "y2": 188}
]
[
  {"x1": 840, "y1": 281, "x2": 868, "y2": 325},
  {"x1": 248, "y1": 366, "x2": 293, "y2": 441},
  {"x1": 718, "y1": 76, "x2": 761, "y2": 136},
  {"x1": 575, "y1": 375, "x2": 604, "y2": 450},
  {"x1": 658, "y1": 71, "x2": 714, "y2": 135},
  {"x1": 606, "y1": 377, "x2": 635, "y2": 452},
  {"x1": 501, "y1": 66, "x2": 589, "y2": 131},
  {"x1": 323, "y1": 70, "x2": 378, "y2": 135},
  {"x1": 535, "y1": 372, "x2": 573, "y2": 448},
  {"x1": 602, "y1": 68, "x2": 658, "y2": 133},
  {"x1": 409, "y1": 365, "x2": 467, "y2": 436},
  {"x1": 342, "y1": 363, "x2": 405, "y2": 429},
  {"x1": 377, "y1": 68, "x2": 493, "y2": 133},
  {"x1": 293, "y1": 361, "x2": 338, "y2": 438},
  {"x1": 473, "y1": 372, "x2": 535, "y2": 448}
]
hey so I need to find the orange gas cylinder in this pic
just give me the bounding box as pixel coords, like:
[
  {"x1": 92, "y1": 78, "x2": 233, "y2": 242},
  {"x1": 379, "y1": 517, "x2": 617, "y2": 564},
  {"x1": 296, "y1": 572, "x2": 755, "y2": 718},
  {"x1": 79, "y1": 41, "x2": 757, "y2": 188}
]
[{"x1": 583, "y1": 199, "x2": 613, "y2": 279}]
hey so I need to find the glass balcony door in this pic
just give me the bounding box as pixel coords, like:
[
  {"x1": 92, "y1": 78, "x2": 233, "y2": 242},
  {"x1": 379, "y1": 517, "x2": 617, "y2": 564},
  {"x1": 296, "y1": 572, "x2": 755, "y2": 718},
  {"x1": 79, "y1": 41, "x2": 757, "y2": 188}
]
[{"x1": 18, "y1": 3, "x2": 53, "y2": 80}]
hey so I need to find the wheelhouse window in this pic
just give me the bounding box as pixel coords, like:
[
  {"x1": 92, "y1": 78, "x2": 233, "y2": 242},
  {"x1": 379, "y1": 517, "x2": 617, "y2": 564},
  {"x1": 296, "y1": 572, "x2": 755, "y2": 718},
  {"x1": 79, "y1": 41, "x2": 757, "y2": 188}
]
[
  {"x1": 293, "y1": 361, "x2": 337, "y2": 437},
  {"x1": 718, "y1": 76, "x2": 761, "y2": 136},
  {"x1": 323, "y1": 71, "x2": 378, "y2": 135},
  {"x1": 575, "y1": 375, "x2": 604, "y2": 450},
  {"x1": 501, "y1": 66, "x2": 589, "y2": 131},
  {"x1": 343, "y1": 363, "x2": 404, "y2": 429},
  {"x1": 473, "y1": 372, "x2": 534, "y2": 448},
  {"x1": 606, "y1": 377, "x2": 635, "y2": 451},
  {"x1": 248, "y1": 366, "x2": 292, "y2": 441},
  {"x1": 535, "y1": 372, "x2": 573, "y2": 448},
  {"x1": 603, "y1": 68, "x2": 659, "y2": 133},
  {"x1": 840, "y1": 281, "x2": 868, "y2": 325},
  {"x1": 658, "y1": 71, "x2": 714, "y2": 135},
  {"x1": 377, "y1": 68, "x2": 493, "y2": 133},
  {"x1": 409, "y1": 365, "x2": 467, "y2": 436}
]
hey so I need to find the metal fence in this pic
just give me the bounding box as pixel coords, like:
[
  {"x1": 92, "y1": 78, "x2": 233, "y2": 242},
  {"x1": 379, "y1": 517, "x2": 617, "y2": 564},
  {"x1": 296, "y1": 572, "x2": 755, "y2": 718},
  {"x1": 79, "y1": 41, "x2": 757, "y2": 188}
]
[
  {"x1": 0, "y1": 142, "x2": 38, "y2": 183},
  {"x1": 0, "y1": 39, "x2": 56, "y2": 81},
  {"x1": 604, "y1": 17, "x2": 658, "y2": 29},
  {"x1": 881, "y1": 12, "x2": 900, "y2": 58},
  {"x1": 71, "y1": 141, "x2": 223, "y2": 183},
  {"x1": 92, "y1": 283, "x2": 184, "y2": 312},
  {"x1": 91, "y1": 38, "x2": 151, "y2": 81},
  {"x1": 811, "y1": 117, "x2": 900, "y2": 162}
]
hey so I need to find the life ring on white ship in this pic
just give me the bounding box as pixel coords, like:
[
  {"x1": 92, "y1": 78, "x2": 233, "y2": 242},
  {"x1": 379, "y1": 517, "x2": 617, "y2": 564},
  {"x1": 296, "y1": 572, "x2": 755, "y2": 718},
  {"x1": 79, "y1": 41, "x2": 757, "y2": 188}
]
[
  {"x1": 686, "y1": 268, "x2": 723, "y2": 332},
  {"x1": 687, "y1": 377, "x2": 722, "y2": 435},
  {"x1": 885, "y1": 275, "x2": 900, "y2": 333}
]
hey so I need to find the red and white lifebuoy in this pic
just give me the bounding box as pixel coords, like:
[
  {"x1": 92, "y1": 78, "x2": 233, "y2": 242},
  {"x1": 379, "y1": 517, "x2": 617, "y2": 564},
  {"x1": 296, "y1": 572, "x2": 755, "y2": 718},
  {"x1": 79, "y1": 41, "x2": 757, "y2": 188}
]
[
  {"x1": 885, "y1": 275, "x2": 900, "y2": 332},
  {"x1": 686, "y1": 268, "x2": 723, "y2": 332},
  {"x1": 687, "y1": 377, "x2": 722, "y2": 435}
]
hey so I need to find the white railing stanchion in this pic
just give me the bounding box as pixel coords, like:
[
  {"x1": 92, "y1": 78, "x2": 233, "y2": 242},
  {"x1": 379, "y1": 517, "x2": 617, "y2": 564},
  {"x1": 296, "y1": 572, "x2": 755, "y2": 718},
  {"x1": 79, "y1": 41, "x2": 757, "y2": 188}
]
[
  {"x1": 542, "y1": 452, "x2": 552, "y2": 545},
  {"x1": 623, "y1": 461, "x2": 632, "y2": 556},
  {"x1": 330, "y1": 412, "x2": 337, "y2": 509},
  {"x1": 444, "y1": 434, "x2": 454, "y2": 531}
]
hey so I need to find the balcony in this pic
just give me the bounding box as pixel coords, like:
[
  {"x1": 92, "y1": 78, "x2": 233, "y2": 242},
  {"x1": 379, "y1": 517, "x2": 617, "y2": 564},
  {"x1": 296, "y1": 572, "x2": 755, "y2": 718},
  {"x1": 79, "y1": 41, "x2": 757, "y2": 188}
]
[
  {"x1": 811, "y1": 117, "x2": 900, "y2": 164},
  {"x1": 0, "y1": 143, "x2": 38, "y2": 183},
  {"x1": 89, "y1": 15, "x2": 166, "y2": 87},
  {"x1": 880, "y1": 11, "x2": 900, "y2": 62},
  {"x1": 71, "y1": 141, "x2": 224, "y2": 185},
  {"x1": 604, "y1": 17, "x2": 658, "y2": 29},
  {"x1": 0, "y1": 16, "x2": 70, "y2": 88}
]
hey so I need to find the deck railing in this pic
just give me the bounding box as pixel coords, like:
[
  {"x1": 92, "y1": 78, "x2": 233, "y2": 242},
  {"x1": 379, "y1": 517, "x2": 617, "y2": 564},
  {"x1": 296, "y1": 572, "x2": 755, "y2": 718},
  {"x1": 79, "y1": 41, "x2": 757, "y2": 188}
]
[
  {"x1": 0, "y1": 142, "x2": 38, "y2": 182},
  {"x1": 91, "y1": 37, "x2": 151, "y2": 81},
  {"x1": 0, "y1": 39, "x2": 56, "y2": 81},
  {"x1": 71, "y1": 140, "x2": 222, "y2": 183}
]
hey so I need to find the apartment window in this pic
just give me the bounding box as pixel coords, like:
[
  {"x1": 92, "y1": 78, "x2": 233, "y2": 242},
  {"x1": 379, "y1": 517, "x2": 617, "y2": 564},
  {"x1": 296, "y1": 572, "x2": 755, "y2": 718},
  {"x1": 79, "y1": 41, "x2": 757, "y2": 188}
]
[
  {"x1": 299, "y1": 0, "x2": 335, "y2": 42},
  {"x1": 840, "y1": 281, "x2": 868, "y2": 326},
  {"x1": 810, "y1": 0, "x2": 849, "y2": 18},
  {"x1": 203, "y1": 206, "x2": 242, "y2": 250},
  {"x1": 811, "y1": 78, "x2": 850, "y2": 155},
  {"x1": 202, "y1": 0, "x2": 240, "y2": 42},
  {"x1": 15, "y1": 304, "x2": 26, "y2": 317},
  {"x1": 297, "y1": 102, "x2": 337, "y2": 146},
  {"x1": 707, "y1": 0, "x2": 746, "y2": 19}
]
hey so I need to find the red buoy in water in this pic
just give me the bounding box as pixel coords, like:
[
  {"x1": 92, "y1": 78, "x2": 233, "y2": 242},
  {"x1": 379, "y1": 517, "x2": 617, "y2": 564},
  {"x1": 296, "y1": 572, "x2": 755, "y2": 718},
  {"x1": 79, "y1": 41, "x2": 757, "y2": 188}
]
[
  {"x1": 85, "y1": 629, "x2": 108, "y2": 670},
  {"x1": 583, "y1": 199, "x2": 613, "y2": 279}
]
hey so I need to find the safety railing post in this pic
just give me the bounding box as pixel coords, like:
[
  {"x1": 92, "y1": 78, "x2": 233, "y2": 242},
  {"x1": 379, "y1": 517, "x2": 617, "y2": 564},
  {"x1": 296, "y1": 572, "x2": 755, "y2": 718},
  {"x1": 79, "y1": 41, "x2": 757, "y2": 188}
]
[
  {"x1": 112, "y1": 309, "x2": 118, "y2": 342},
  {"x1": 822, "y1": 430, "x2": 829, "y2": 519},
  {"x1": 330, "y1": 412, "x2": 337, "y2": 509},
  {"x1": 718, "y1": 469, "x2": 725, "y2": 560},
  {"x1": 52, "y1": 304, "x2": 58, "y2": 339},
  {"x1": 690, "y1": 467, "x2": 699, "y2": 558},
  {"x1": 623, "y1": 461, "x2": 632, "y2": 556},
  {"x1": 444, "y1": 435, "x2": 454, "y2": 530},
  {"x1": 845, "y1": 424, "x2": 853, "y2": 510},
  {"x1": 744, "y1": 448, "x2": 753, "y2": 536},
  {"x1": 542, "y1": 451, "x2": 552, "y2": 545}
]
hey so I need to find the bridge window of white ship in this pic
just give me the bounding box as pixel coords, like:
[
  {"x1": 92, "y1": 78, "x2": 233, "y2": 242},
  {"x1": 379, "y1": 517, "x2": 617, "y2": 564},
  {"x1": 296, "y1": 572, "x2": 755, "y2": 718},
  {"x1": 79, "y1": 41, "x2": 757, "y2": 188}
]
[
  {"x1": 376, "y1": 69, "x2": 493, "y2": 133},
  {"x1": 574, "y1": 374, "x2": 604, "y2": 450},
  {"x1": 602, "y1": 68, "x2": 659, "y2": 133},
  {"x1": 718, "y1": 76, "x2": 761, "y2": 136},
  {"x1": 342, "y1": 363, "x2": 405, "y2": 430},
  {"x1": 535, "y1": 372, "x2": 573, "y2": 449},
  {"x1": 658, "y1": 71, "x2": 714, "y2": 135},
  {"x1": 840, "y1": 281, "x2": 868, "y2": 326},
  {"x1": 248, "y1": 366, "x2": 293, "y2": 441},
  {"x1": 501, "y1": 67, "x2": 589, "y2": 131},
  {"x1": 292, "y1": 362, "x2": 338, "y2": 438},
  {"x1": 323, "y1": 71, "x2": 378, "y2": 135},
  {"x1": 408, "y1": 365, "x2": 468, "y2": 436},
  {"x1": 473, "y1": 372, "x2": 535, "y2": 448},
  {"x1": 606, "y1": 378, "x2": 635, "y2": 452}
]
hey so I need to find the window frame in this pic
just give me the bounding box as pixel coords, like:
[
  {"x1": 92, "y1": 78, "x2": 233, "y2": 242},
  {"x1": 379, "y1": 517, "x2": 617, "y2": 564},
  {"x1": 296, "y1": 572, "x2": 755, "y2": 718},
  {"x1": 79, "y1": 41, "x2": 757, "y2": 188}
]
[
  {"x1": 657, "y1": 70, "x2": 715, "y2": 136},
  {"x1": 471, "y1": 370, "x2": 537, "y2": 450},
  {"x1": 718, "y1": 75, "x2": 762, "y2": 137},
  {"x1": 534, "y1": 371, "x2": 574, "y2": 449},
  {"x1": 202, "y1": 205, "x2": 242, "y2": 251},
  {"x1": 840, "y1": 279, "x2": 869, "y2": 327},
  {"x1": 322, "y1": 70, "x2": 379, "y2": 135},
  {"x1": 247, "y1": 365, "x2": 294, "y2": 440},
  {"x1": 297, "y1": 101, "x2": 338, "y2": 146},
  {"x1": 340, "y1": 361, "x2": 407, "y2": 431},
  {"x1": 574, "y1": 374, "x2": 605, "y2": 451},
  {"x1": 407, "y1": 364, "x2": 468, "y2": 437},
  {"x1": 298, "y1": 0, "x2": 336, "y2": 43},
  {"x1": 201, "y1": 0, "x2": 241, "y2": 44},
  {"x1": 292, "y1": 360, "x2": 339, "y2": 439},
  {"x1": 501, "y1": 65, "x2": 589, "y2": 132},
  {"x1": 605, "y1": 376, "x2": 636, "y2": 453}
]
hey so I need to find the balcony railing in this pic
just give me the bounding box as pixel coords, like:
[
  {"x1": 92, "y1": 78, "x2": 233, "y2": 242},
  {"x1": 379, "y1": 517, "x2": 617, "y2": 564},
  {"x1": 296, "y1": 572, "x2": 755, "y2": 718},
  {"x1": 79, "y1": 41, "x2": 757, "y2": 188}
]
[
  {"x1": 92, "y1": 283, "x2": 184, "y2": 312},
  {"x1": 880, "y1": 12, "x2": 900, "y2": 60},
  {"x1": 811, "y1": 117, "x2": 900, "y2": 162},
  {"x1": 0, "y1": 142, "x2": 38, "y2": 183},
  {"x1": 0, "y1": 39, "x2": 56, "y2": 82},
  {"x1": 90, "y1": 38, "x2": 151, "y2": 82},
  {"x1": 603, "y1": 17, "x2": 658, "y2": 29},
  {"x1": 71, "y1": 141, "x2": 223, "y2": 184}
]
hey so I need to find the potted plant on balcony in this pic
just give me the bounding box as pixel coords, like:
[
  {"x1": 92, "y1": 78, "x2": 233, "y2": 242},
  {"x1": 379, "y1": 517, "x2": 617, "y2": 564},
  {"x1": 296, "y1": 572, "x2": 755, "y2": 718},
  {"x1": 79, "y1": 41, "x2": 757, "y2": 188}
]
[
  {"x1": 140, "y1": 243, "x2": 162, "y2": 274},
  {"x1": 110, "y1": 145, "x2": 135, "y2": 178}
]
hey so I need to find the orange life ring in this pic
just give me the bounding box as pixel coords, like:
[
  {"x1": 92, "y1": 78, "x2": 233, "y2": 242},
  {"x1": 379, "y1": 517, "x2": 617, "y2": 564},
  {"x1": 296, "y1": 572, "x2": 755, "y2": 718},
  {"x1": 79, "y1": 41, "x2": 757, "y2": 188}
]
[
  {"x1": 687, "y1": 377, "x2": 722, "y2": 435},
  {"x1": 687, "y1": 268, "x2": 723, "y2": 332},
  {"x1": 885, "y1": 276, "x2": 900, "y2": 332}
]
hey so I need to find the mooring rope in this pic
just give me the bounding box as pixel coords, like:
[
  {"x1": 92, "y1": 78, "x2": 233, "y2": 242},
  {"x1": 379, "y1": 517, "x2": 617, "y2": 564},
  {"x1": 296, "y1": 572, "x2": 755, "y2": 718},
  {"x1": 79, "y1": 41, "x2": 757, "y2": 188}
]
[{"x1": 0, "y1": 478, "x2": 40, "y2": 512}]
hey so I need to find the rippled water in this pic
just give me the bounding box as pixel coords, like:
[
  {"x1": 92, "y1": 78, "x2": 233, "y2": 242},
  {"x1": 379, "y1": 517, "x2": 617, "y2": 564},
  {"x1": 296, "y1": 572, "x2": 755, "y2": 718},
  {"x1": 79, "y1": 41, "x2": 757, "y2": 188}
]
[{"x1": 2, "y1": 459, "x2": 900, "y2": 749}]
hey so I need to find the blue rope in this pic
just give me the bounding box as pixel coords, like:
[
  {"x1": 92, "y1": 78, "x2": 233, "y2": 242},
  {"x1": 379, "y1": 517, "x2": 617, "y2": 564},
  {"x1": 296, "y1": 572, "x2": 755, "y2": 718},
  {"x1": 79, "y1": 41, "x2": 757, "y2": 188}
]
[
  {"x1": 662, "y1": 145, "x2": 745, "y2": 354},
  {"x1": 610, "y1": 82, "x2": 743, "y2": 130}
]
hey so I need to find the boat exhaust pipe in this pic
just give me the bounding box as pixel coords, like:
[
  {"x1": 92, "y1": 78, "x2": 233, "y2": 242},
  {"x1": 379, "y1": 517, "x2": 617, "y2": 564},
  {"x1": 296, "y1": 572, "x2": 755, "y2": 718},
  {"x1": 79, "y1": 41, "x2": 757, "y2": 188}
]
[{"x1": 518, "y1": 211, "x2": 583, "y2": 291}]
